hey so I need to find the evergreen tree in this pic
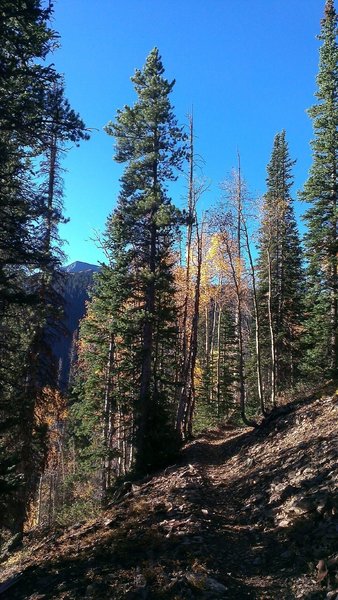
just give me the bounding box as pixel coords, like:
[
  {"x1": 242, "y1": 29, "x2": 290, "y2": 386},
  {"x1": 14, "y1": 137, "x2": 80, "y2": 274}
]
[
  {"x1": 0, "y1": 0, "x2": 54, "y2": 540},
  {"x1": 257, "y1": 131, "x2": 303, "y2": 401},
  {"x1": 75, "y1": 48, "x2": 186, "y2": 488},
  {"x1": 196, "y1": 298, "x2": 237, "y2": 430},
  {"x1": 14, "y1": 81, "x2": 89, "y2": 534},
  {"x1": 106, "y1": 48, "x2": 186, "y2": 474},
  {"x1": 0, "y1": 2, "x2": 88, "y2": 539},
  {"x1": 301, "y1": 0, "x2": 338, "y2": 378}
]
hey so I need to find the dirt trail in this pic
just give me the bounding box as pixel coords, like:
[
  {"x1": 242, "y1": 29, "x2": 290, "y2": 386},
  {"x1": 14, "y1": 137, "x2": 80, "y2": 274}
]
[{"x1": 1, "y1": 391, "x2": 337, "y2": 599}]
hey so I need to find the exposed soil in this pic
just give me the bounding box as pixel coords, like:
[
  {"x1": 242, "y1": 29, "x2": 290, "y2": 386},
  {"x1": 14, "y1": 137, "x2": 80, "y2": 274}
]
[{"x1": 1, "y1": 389, "x2": 337, "y2": 599}]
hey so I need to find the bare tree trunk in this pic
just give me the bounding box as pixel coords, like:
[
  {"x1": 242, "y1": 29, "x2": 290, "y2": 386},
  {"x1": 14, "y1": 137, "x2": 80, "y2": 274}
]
[
  {"x1": 128, "y1": 414, "x2": 134, "y2": 471},
  {"x1": 37, "y1": 474, "x2": 43, "y2": 526},
  {"x1": 186, "y1": 217, "x2": 202, "y2": 437},
  {"x1": 176, "y1": 215, "x2": 203, "y2": 438},
  {"x1": 117, "y1": 405, "x2": 123, "y2": 477},
  {"x1": 205, "y1": 305, "x2": 209, "y2": 366},
  {"x1": 101, "y1": 333, "x2": 115, "y2": 503},
  {"x1": 223, "y1": 237, "x2": 252, "y2": 425},
  {"x1": 123, "y1": 427, "x2": 128, "y2": 476},
  {"x1": 217, "y1": 159, "x2": 256, "y2": 427},
  {"x1": 209, "y1": 298, "x2": 217, "y2": 403},
  {"x1": 236, "y1": 155, "x2": 247, "y2": 424},
  {"x1": 216, "y1": 305, "x2": 222, "y2": 417},
  {"x1": 241, "y1": 210, "x2": 266, "y2": 415},
  {"x1": 48, "y1": 473, "x2": 53, "y2": 527},
  {"x1": 267, "y1": 246, "x2": 276, "y2": 408},
  {"x1": 176, "y1": 115, "x2": 199, "y2": 438},
  {"x1": 57, "y1": 435, "x2": 66, "y2": 508},
  {"x1": 181, "y1": 113, "x2": 194, "y2": 376}
]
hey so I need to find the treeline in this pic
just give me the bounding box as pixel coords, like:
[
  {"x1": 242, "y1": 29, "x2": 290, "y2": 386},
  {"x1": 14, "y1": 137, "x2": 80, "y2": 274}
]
[{"x1": 0, "y1": 1, "x2": 337, "y2": 542}]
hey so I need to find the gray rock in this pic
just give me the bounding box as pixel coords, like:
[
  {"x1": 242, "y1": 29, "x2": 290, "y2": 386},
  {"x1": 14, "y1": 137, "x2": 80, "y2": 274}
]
[
  {"x1": 205, "y1": 577, "x2": 228, "y2": 593},
  {"x1": 326, "y1": 591, "x2": 338, "y2": 599},
  {"x1": 85, "y1": 583, "x2": 100, "y2": 597}
]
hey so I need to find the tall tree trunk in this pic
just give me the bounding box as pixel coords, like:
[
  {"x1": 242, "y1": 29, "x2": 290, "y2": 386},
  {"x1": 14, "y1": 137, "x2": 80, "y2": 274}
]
[
  {"x1": 37, "y1": 474, "x2": 43, "y2": 526},
  {"x1": 236, "y1": 156, "x2": 246, "y2": 423},
  {"x1": 209, "y1": 298, "x2": 216, "y2": 403},
  {"x1": 224, "y1": 237, "x2": 253, "y2": 426},
  {"x1": 185, "y1": 218, "x2": 202, "y2": 438},
  {"x1": 216, "y1": 305, "x2": 222, "y2": 417},
  {"x1": 176, "y1": 115, "x2": 201, "y2": 438},
  {"x1": 241, "y1": 209, "x2": 266, "y2": 415},
  {"x1": 101, "y1": 332, "x2": 114, "y2": 504},
  {"x1": 136, "y1": 189, "x2": 157, "y2": 470},
  {"x1": 267, "y1": 246, "x2": 276, "y2": 407},
  {"x1": 331, "y1": 170, "x2": 337, "y2": 376},
  {"x1": 181, "y1": 114, "x2": 194, "y2": 376}
]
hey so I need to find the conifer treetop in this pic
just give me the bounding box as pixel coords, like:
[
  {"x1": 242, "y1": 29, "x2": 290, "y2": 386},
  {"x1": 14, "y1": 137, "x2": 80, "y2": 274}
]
[
  {"x1": 325, "y1": 0, "x2": 335, "y2": 20},
  {"x1": 105, "y1": 47, "x2": 186, "y2": 188}
]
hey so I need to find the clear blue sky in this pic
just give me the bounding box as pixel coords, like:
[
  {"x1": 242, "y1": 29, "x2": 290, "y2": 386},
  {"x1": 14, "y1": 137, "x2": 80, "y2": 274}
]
[{"x1": 52, "y1": 0, "x2": 326, "y2": 265}]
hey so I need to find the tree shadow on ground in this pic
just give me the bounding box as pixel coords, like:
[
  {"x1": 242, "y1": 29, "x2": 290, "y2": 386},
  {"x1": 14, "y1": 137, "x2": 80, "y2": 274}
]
[
  {"x1": 2, "y1": 393, "x2": 336, "y2": 599},
  {"x1": 2, "y1": 524, "x2": 269, "y2": 599}
]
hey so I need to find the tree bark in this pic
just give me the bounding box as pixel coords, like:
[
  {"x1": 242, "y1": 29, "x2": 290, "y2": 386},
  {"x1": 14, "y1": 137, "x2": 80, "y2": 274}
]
[
  {"x1": 267, "y1": 246, "x2": 276, "y2": 407},
  {"x1": 241, "y1": 210, "x2": 266, "y2": 415},
  {"x1": 101, "y1": 332, "x2": 115, "y2": 503}
]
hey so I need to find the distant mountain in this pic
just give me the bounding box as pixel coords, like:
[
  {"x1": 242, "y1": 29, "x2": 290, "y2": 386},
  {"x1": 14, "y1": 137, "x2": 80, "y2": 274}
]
[
  {"x1": 62, "y1": 261, "x2": 101, "y2": 274},
  {"x1": 53, "y1": 261, "x2": 101, "y2": 391}
]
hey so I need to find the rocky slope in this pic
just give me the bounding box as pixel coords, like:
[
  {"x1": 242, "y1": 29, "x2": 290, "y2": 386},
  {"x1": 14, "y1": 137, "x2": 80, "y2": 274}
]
[{"x1": 0, "y1": 389, "x2": 337, "y2": 599}]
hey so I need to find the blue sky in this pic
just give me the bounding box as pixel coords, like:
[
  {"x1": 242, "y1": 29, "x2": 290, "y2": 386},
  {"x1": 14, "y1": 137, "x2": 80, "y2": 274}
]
[{"x1": 52, "y1": 0, "x2": 326, "y2": 265}]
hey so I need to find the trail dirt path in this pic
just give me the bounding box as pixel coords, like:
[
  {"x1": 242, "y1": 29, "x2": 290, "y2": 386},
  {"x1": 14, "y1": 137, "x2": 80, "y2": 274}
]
[{"x1": 1, "y1": 391, "x2": 337, "y2": 599}]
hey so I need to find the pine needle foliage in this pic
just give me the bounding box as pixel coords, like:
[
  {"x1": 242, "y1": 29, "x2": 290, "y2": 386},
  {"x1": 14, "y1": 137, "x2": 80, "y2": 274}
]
[
  {"x1": 74, "y1": 49, "x2": 186, "y2": 491},
  {"x1": 257, "y1": 131, "x2": 304, "y2": 399},
  {"x1": 301, "y1": 0, "x2": 338, "y2": 379}
]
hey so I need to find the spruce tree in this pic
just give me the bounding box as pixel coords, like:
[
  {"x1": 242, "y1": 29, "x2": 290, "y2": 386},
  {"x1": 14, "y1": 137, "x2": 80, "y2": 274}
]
[
  {"x1": 0, "y1": 1, "x2": 54, "y2": 539},
  {"x1": 301, "y1": 0, "x2": 338, "y2": 378},
  {"x1": 257, "y1": 131, "x2": 303, "y2": 400},
  {"x1": 75, "y1": 48, "x2": 186, "y2": 487},
  {"x1": 0, "y1": 2, "x2": 88, "y2": 539},
  {"x1": 14, "y1": 81, "x2": 89, "y2": 533},
  {"x1": 106, "y1": 48, "x2": 186, "y2": 473}
]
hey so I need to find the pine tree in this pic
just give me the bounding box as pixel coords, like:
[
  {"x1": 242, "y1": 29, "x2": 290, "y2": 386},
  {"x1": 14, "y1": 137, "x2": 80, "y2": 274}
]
[
  {"x1": 0, "y1": 3, "x2": 88, "y2": 539},
  {"x1": 0, "y1": 1, "x2": 56, "y2": 290},
  {"x1": 301, "y1": 0, "x2": 338, "y2": 378},
  {"x1": 257, "y1": 131, "x2": 303, "y2": 402},
  {"x1": 15, "y1": 81, "x2": 89, "y2": 533},
  {"x1": 0, "y1": 1, "x2": 55, "y2": 540},
  {"x1": 75, "y1": 48, "x2": 186, "y2": 488},
  {"x1": 106, "y1": 48, "x2": 187, "y2": 473}
]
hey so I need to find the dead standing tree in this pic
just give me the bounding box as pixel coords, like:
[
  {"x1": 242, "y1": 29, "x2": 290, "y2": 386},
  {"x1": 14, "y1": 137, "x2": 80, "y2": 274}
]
[
  {"x1": 211, "y1": 165, "x2": 257, "y2": 426},
  {"x1": 176, "y1": 115, "x2": 207, "y2": 439}
]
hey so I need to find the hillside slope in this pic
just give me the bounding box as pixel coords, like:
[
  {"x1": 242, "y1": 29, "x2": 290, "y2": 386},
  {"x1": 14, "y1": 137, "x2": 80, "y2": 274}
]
[{"x1": 1, "y1": 391, "x2": 337, "y2": 599}]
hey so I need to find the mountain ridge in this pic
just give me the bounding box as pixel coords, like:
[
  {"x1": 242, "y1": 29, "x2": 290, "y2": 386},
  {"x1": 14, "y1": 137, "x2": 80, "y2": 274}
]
[
  {"x1": 62, "y1": 261, "x2": 101, "y2": 274},
  {"x1": 53, "y1": 261, "x2": 101, "y2": 390}
]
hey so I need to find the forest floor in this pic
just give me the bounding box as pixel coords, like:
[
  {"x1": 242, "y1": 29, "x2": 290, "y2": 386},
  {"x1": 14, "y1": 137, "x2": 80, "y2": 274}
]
[{"x1": 0, "y1": 387, "x2": 338, "y2": 599}]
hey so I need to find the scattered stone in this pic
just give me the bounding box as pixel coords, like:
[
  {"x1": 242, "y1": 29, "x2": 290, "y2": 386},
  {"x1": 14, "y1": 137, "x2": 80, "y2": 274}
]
[
  {"x1": 0, "y1": 389, "x2": 337, "y2": 600},
  {"x1": 205, "y1": 577, "x2": 228, "y2": 593},
  {"x1": 326, "y1": 591, "x2": 338, "y2": 599},
  {"x1": 317, "y1": 559, "x2": 328, "y2": 582},
  {"x1": 85, "y1": 583, "x2": 100, "y2": 597}
]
